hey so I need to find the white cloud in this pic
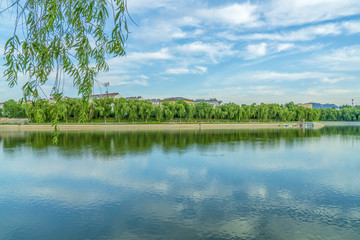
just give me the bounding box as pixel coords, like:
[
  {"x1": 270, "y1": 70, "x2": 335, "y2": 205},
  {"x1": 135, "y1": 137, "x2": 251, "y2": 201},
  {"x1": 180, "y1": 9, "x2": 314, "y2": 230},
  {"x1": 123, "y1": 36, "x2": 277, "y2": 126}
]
[
  {"x1": 300, "y1": 87, "x2": 359, "y2": 98},
  {"x1": 265, "y1": 0, "x2": 360, "y2": 27},
  {"x1": 175, "y1": 16, "x2": 202, "y2": 27},
  {"x1": 246, "y1": 43, "x2": 267, "y2": 59},
  {"x1": 238, "y1": 42, "x2": 322, "y2": 60},
  {"x1": 251, "y1": 71, "x2": 316, "y2": 81},
  {"x1": 197, "y1": 3, "x2": 262, "y2": 27},
  {"x1": 309, "y1": 45, "x2": 360, "y2": 71},
  {"x1": 324, "y1": 89, "x2": 352, "y2": 94},
  {"x1": 249, "y1": 71, "x2": 348, "y2": 83},
  {"x1": 132, "y1": 21, "x2": 195, "y2": 43},
  {"x1": 99, "y1": 75, "x2": 149, "y2": 87},
  {"x1": 342, "y1": 21, "x2": 360, "y2": 34},
  {"x1": 231, "y1": 21, "x2": 357, "y2": 42},
  {"x1": 175, "y1": 41, "x2": 235, "y2": 63},
  {"x1": 107, "y1": 48, "x2": 172, "y2": 67},
  {"x1": 129, "y1": 0, "x2": 360, "y2": 30},
  {"x1": 195, "y1": 66, "x2": 207, "y2": 73},
  {"x1": 223, "y1": 20, "x2": 360, "y2": 43},
  {"x1": 320, "y1": 77, "x2": 344, "y2": 84},
  {"x1": 165, "y1": 66, "x2": 207, "y2": 75},
  {"x1": 126, "y1": 48, "x2": 172, "y2": 61},
  {"x1": 277, "y1": 43, "x2": 295, "y2": 52},
  {"x1": 247, "y1": 85, "x2": 286, "y2": 96},
  {"x1": 127, "y1": 0, "x2": 172, "y2": 12},
  {"x1": 165, "y1": 68, "x2": 190, "y2": 75},
  {"x1": 131, "y1": 79, "x2": 149, "y2": 86}
]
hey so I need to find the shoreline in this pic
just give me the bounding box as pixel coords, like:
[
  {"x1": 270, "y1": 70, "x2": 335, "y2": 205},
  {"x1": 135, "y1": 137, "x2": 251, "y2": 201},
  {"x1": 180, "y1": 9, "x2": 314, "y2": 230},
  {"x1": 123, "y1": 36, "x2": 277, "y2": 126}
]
[
  {"x1": 322, "y1": 121, "x2": 360, "y2": 126},
  {"x1": 0, "y1": 122, "x2": 325, "y2": 131}
]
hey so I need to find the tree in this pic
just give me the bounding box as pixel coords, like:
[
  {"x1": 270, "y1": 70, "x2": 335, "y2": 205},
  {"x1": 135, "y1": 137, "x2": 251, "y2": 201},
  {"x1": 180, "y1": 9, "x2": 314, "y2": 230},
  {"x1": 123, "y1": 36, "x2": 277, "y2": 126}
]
[
  {"x1": 153, "y1": 105, "x2": 163, "y2": 122},
  {"x1": 162, "y1": 101, "x2": 174, "y2": 121},
  {"x1": 185, "y1": 104, "x2": 194, "y2": 121},
  {"x1": 203, "y1": 102, "x2": 214, "y2": 120},
  {"x1": 241, "y1": 104, "x2": 251, "y2": 121},
  {"x1": 2, "y1": 99, "x2": 26, "y2": 118},
  {"x1": 128, "y1": 100, "x2": 139, "y2": 122},
  {"x1": 3, "y1": 0, "x2": 129, "y2": 110},
  {"x1": 195, "y1": 102, "x2": 206, "y2": 120},
  {"x1": 175, "y1": 101, "x2": 186, "y2": 122},
  {"x1": 214, "y1": 106, "x2": 222, "y2": 121},
  {"x1": 114, "y1": 98, "x2": 129, "y2": 122},
  {"x1": 63, "y1": 97, "x2": 75, "y2": 123},
  {"x1": 94, "y1": 97, "x2": 112, "y2": 123},
  {"x1": 72, "y1": 98, "x2": 84, "y2": 122},
  {"x1": 141, "y1": 101, "x2": 153, "y2": 123}
]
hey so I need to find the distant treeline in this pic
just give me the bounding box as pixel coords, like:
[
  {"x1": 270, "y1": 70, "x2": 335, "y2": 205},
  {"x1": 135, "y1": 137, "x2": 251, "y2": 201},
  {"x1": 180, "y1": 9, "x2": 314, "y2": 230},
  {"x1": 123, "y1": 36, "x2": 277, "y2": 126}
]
[{"x1": 0, "y1": 98, "x2": 359, "y2": 123}]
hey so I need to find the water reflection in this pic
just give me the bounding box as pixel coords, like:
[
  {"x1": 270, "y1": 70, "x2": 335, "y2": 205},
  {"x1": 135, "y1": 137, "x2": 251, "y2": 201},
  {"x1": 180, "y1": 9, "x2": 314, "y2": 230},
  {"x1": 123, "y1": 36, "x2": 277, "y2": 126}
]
[
  {"x1": 0, "y1": 128, "x2": 322, "y2": 154},
  {"x1": 0, "y1": 127, "x2": 359, "y2": 239},
  {"x1": 1, "y1": 127, "x2": 359, "y2": 155}
]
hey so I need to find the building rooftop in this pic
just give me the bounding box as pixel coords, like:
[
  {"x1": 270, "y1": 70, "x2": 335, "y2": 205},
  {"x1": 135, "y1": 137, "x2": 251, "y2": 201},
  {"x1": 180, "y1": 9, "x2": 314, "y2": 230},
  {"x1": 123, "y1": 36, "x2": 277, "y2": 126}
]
[
  {"x1": 163, "y1": 97, "x2": 194, "y2": 101},
  {"x1": 91, "y1": 92, "x2": 121, "y2": 98},
  {"x1": 146, "y1": 98, "x2": 161, "y2": 101},
  {"x1": 195, "y1": 98, "x2": 220, "y2": 102},
  {"x1": 126, "y1": 96, "x2": 143, "y2": 100}
]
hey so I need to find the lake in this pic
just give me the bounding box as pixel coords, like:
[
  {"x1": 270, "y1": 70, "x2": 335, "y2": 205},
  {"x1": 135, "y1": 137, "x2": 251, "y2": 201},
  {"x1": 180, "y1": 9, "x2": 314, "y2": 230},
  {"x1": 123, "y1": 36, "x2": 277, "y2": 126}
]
[{"x1": 0, "y1": 127, "x2": 360, "y2": 239}]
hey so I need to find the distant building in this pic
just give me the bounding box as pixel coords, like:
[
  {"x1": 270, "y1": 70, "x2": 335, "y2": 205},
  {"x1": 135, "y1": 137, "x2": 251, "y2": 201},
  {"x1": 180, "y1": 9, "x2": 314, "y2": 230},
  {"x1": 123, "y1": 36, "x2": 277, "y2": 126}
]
[
  {"x1": 145, "y1": 99, "x2": 161, "y2": 106},
  {"x1": 0, "y1": 102, "x2": 3, "y2": 109},
  {"x1": 310, "y1": 102, "x2": 340, "y2": 110},
  {"x1": 296, "y1": 103, "x2": 313, "y2": 109},
  {"x1": 297, "y1": 102, "x2": 340, "y2": 110},
  {"x1": 40, "y1": 97, "x2": 56, "y2": 103},
  {"x1": 126, "y1": 96, "x2": 143, "y2": 100},
  {"x1": 91, "y1": 92, "x2": 122, "y2": 99},
  {"x1": 161, "y1": 97, "x2": 195, "y2": 106},
  {"x1": 195, "y1": 98, "x2": 223, "y2": 107}
]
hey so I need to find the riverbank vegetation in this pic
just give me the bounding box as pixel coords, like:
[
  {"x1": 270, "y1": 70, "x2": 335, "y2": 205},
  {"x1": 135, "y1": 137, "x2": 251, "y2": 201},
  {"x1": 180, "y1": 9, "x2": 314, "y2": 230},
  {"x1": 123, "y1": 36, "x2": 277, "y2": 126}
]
[{"x1": 0, "y1": 98, "x2": 359, "y2": 123}]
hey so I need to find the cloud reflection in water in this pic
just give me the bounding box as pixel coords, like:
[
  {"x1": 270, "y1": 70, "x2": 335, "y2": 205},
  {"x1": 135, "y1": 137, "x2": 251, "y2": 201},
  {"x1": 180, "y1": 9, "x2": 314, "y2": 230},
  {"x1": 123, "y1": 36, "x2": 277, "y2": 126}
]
[{"x1": 0, "y1": 127, "x2": 359, "y2": 239}]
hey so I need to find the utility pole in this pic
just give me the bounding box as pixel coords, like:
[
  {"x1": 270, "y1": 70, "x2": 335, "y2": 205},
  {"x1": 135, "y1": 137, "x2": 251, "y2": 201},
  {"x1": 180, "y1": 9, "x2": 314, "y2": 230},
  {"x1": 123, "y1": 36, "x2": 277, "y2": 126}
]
[
  {"x1": 352, "y1": 99, "x2": 354, "y2": 108},
  {"x1": 102, "y1": 82, "x2": 110, "y2": 123},
  {"x1": 104, "y1": 82, "x2": 110, "y2": 97}
]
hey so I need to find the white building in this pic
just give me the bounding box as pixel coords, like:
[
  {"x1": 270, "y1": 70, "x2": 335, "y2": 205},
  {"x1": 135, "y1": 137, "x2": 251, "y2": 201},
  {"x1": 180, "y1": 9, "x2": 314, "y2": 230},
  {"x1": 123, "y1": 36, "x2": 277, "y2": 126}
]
[
  {"x1": 91, "y1": 92, "x2": 122, "y2": 100},
  {"x1": 145, "y1": 99, "x2": 161, "y2": 106},
  {"x1": 126, "y1": 96, "x2": 144, "y2": 100},
  {"x1": 194, "y1": 98, "x2": 223, "y2": 107}
]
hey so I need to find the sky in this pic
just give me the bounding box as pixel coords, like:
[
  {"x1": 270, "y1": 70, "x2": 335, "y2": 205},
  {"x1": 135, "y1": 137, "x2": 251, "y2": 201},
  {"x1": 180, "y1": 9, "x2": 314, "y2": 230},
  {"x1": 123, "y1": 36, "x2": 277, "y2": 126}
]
[{"x1": 1, "y1": 0, "x2": 360, "y2": 105}]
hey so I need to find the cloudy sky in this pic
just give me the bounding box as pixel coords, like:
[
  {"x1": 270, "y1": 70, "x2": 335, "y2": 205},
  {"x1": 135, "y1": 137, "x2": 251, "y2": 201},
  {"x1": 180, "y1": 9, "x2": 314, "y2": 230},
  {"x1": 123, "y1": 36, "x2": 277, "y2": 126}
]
[{"x1": 1, "y1": 0, "x2": 360, "y2": 105}]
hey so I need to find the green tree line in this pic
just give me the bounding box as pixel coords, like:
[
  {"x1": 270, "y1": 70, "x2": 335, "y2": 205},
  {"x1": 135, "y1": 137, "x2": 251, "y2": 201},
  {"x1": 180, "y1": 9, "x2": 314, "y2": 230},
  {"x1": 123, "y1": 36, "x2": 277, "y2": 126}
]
[{"x1": 1, "y1": 98, "x2": 359, "y2": 123}]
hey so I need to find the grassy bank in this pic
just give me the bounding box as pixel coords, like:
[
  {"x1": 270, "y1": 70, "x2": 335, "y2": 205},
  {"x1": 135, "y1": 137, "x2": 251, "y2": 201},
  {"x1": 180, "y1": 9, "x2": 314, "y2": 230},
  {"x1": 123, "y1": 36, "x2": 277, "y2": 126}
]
[{"x1": 0, "y1": 122, "x2": 324, "y2": 131}]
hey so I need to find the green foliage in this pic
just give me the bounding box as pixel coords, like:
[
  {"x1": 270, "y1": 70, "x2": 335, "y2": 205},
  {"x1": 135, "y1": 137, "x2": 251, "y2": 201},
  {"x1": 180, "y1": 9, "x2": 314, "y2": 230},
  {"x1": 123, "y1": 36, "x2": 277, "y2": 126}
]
[
  {"x1": 175, "y1": 102, "x2": 185, "y2": 122},
  {"x1": 1, "y1": 0, "x2": 129, "y2": 143},
  {"x1": 114, "y1": 98, "x2": 128, "y2": 122},
  {"x1": 153, "y1": 105, "x2": 163, "y2": 122},
  {"x1": 140, "y1": 101, "x2": 154, "y2": 123},
  {"x1": 4, "y1": 97, "x2": 360, "y2": 123},
  {"x1": 3, "y1": 0, "x2": 128, "y2": 101},
  {"x1": 162, "y1": 101, "x2": 174, "y2": 121},
  {"x1": 94, "y1": 97, "x2": 113, "y2": 123},
  {"x1": 2, "y1": 99, "x2": 26, "y2": 118}
]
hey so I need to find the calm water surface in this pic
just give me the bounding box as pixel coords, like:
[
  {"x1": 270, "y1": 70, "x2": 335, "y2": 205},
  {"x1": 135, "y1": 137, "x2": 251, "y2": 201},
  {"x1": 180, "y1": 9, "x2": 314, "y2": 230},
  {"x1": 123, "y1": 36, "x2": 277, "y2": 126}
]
[{"x1": 0, "y1": 127, "x2": 360, "y2": 240}]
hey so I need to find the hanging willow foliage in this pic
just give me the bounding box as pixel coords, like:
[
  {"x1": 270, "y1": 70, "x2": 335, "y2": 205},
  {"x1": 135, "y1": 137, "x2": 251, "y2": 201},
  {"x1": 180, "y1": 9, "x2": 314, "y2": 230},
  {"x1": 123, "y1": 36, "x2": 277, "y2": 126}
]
[
  {"x1": 2, "y1": 0, "x2": 129, "y2": 142},
  {"x1": 3, "y1": 0, "x2": 128, "y2": 102}
]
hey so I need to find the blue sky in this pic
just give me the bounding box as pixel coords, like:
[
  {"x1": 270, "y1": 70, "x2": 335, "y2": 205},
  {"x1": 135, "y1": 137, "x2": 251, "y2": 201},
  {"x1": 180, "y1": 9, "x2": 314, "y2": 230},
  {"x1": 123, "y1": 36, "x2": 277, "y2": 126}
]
[{"x1": 1, "y1": 0, "x2": 360, "y2": 105}]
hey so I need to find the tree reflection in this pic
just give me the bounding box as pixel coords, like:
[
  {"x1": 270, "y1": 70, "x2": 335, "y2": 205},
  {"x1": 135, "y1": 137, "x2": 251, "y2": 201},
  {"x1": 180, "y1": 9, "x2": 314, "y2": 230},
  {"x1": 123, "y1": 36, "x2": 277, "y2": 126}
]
[{"x1": 0, "y1": 127, "x2": 358, "y2": 158}]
